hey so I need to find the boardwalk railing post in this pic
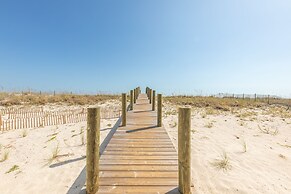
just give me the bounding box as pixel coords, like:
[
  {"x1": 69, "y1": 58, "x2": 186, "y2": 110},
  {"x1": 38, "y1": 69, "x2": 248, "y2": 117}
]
[
  {"x1": 86, "y1": 107, "x2": 100, "y2": 194},
  {"x1": 137, "y1": 87, "x2": 139, "y2": 98},
  {"x1": 130, "y1": 90, "x2": 134, "y2": 110},
  {"x1": 152, "y1": 90, "x2": 156, "y2": 111},
  {"x1": 122, "y1": 93, "x2": 127, "y2": 126},
  {"x1": 149, "y1": 89, "x2": 153, "y2": 104},
  {"x1": 178, "y1": 107, "x2": 191, "y2": 194},
  {"x1": 157, "y1": 94, "x2": 162, "y2": 127},
  {"x1": 134, "y1": 89, "x2": 137, "y2": 104}
]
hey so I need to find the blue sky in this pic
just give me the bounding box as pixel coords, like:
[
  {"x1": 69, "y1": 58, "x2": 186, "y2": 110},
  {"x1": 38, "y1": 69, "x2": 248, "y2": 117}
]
[{"x1": 0, "y1": 0, "x2": 290, "y2": 96}]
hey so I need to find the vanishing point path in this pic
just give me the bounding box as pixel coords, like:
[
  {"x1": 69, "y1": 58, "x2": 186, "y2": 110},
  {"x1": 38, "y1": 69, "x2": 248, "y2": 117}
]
[{"x1": 97, "y1": 93, "x2": 179, "y2": 193}]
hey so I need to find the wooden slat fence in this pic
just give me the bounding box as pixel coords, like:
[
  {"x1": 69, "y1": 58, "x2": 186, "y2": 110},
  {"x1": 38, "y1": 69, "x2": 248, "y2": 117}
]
[{"x1": 0, "y1": 107, "x2": 121, "y2": 131}]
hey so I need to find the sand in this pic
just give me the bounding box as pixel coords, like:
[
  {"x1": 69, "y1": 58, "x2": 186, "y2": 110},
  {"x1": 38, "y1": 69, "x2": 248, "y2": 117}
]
[
  {"x1": 163, "y1": 102, "x2": 291, "y2": 194},
  {"x1": 0, "y1": 102, "x2": 119, "y2": 194},
  {"x1": 1, "y1": 100, "x2": 290, "y2": 194}
]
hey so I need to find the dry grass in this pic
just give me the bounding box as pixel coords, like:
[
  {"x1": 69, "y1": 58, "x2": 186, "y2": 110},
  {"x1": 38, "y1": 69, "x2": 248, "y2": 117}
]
[
  {"x1": 0, "y1": 150, "x2": 9, "y2": 162},
  {"x1": 164, "y1": 96, "x2": 266, "y2": 111},
  {"x1": 279, "y1": 154, "x2": 286, "y2": 159},
  {"x1": 81, "y1": 133, "x2": 85, "y2": 145},
  {"x1": 80, "y1": 126, "x2": 85, "y2": 145},
  {"x1": 277, "y1": 143, "x2": 291, "y2": 148},
  {"x1": 0, "y1": 92, "x2": 119, "y2": 106},
  {"x1": 170, "y1": 121, "x2": 177, "y2": 128},
  {"x1": 236, "y1": 111, "x2": 258, "y2": 119},
  {"x1": 21, "y1": 129, "x2": 27, "y2": 137},
  {"x1": 46, "y1": 135, "x2": 57, "y2": 143},
  {"x1": 47, "y1": 144, "x2": 60, "y2": 164},
  {"x1": 5, "y1": 165, "x2": 19, "y2": 174},
  {"x1": 205, "y1": 122, "x2": 214, "y2": 128},
  {"x1": 241, "y1": 140, "x2": 247, "y2": 153},
  {"x1": 212, "y1": 152, "x2": 232, "y2": 171},
  {"x1": 258, "y1": 125, "x2": 279, "y2": 136}
]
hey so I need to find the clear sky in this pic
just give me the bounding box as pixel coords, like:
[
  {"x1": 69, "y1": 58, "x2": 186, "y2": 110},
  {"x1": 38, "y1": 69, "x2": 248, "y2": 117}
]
[{"x1": 0, "y1": 0, "x2": 290, "y2": 96}]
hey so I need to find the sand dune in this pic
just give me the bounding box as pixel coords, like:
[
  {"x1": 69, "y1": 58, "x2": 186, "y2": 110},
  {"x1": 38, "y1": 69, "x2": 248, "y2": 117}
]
[
  {"x1": 164, "y1": 103, "x2": 291, "y2": 194},
  {"x1": 0, "y1": 102, "x2": 119, "y2": 194}
]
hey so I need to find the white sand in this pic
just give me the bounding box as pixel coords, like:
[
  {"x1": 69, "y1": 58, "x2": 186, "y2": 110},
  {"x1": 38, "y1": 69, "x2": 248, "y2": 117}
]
[
  {"x1": 1, "y1": 100, "x2": 290, "y2": 194},
  {"x1": 0, "y1": 102, "x2": 119, "y2": 194},
  {"x1": 163, "y1": 103, "x2": 291, "y2": 194}
]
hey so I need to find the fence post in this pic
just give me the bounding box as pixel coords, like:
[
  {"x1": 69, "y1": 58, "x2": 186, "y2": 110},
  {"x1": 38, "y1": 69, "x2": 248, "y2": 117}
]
[
  {"x1": 157, "y1": 94, "x2": 162, "y2": 127},
  {"x1": 130, "y1": 90, "x2": 134, "y2": 110},
  {"x1": 149, "y1": 89, "x2": 152, "y2": 104},
  {"x1": 136, "y1": 88, "x2": 139, "y2": 99},
  {"x1": 255, "y1": 93, "x2": 257, "y2": 102},
  {"x1": 134, "y1": 89, "x2": 137, "y2": 104},
  {"x1": 122, "y1": 93, "x2": 127, "y2": 126},
  {"x1": 267, "y1": 95, "x2": 270, "y2": 104},
  {"x1": 152, "y1": 90, "x2": 156, "y2": 111},
  {"x1": 178, "y1": 107, "x2": 191, "y2": 194},
  {"x1": 86, "y1": 107, "x2": 100, "y2": 194}
]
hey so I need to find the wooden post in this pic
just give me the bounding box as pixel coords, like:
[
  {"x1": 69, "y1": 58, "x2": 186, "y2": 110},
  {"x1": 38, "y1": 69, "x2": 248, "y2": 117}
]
[
  {"x1": 122, "y1": 93, "x2": 127, "y2": 126},
  {"x1": 157, "y1": 94, "x2": 162, "y2": 127},
  {"x1": 130, "y1": 90, "x2": 134, "y2": 110},
  {"x1": 134, "y1": 89, "x2": 137, "y2": 104},
  {"x1": 149, "y1": 89, "x2": 152, "y2": 104},
  {"x1": 152, "y1": 90, "x2": 156, "y2": 111},
  {"x1": 178, "y1": 107, "x2": 191, "y2": 194},
  {"x1": 267, "y1": 95, "x2": 270, "y2": 104},
  {"x1": 255, "y1": 93, "x2": 257, "y2": 101},
  {"x1": 148, "y1": 88, "x2": 150, "y2": 98},
  {"x1": 86, "y1": 107, "x2": 100, "y2": 194}
]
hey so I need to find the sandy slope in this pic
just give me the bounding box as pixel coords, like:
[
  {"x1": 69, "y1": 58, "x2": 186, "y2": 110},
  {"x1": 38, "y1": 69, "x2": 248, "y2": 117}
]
[
  {"x1": 163, "y1": 103, "x2": 291, "y2": 194},
  {"x1": 0, "y1": 103, "x2": 119, "y2": 194}
]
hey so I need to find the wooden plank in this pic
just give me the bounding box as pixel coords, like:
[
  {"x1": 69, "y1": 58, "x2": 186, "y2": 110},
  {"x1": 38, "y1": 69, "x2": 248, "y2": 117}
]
[
  {"x1": 109, "y1": 139, "x2": 173, "y2": 143},
  {"x1": 103, "y1": 151, "x2": 177, "y2": 156},
  {"x1": 100, "y1": 164, "x2": 178, "y2": 171},
  {"x1": 105, "y1": 147, "x2": 176, "y2": 152},
  {"x1": 99, "y1": 171, "x2": 178, "y2": 178},
  {"x1": 98, "y1": 186, "x2": 179, "y2": 193},
  {"x1": 101, "y1": 155, "x2": 178, "y2": 160},
  {"x1": 106, "y1": 144, "x2": 175, "y2": 148},
  {"x1": 100, "y1": 177, "x2": 177, "y2": 186},
  {"x1": 96, "y1": 93, "x2": 180, "y2": 193},
  {"x1": 99, "y1": 159, "x2": 177, "y2": 165}
]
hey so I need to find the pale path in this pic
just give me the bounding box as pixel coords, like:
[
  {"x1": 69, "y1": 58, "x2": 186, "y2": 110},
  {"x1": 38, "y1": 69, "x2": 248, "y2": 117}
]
[{"x1": 97, "y1": 94, "x2": 179, "y2": 193}]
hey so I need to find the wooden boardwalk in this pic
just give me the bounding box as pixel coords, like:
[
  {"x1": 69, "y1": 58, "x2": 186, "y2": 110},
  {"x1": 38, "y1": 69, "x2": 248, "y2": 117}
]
[{"x1": 97, "y1": 94, "x2": 179, "y2": 193}]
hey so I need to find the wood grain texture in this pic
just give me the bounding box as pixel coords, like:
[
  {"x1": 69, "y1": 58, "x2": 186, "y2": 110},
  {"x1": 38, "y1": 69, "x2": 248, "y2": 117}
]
[{"x1": 97, "y1": 93, "x2": 181, "y2": 193}]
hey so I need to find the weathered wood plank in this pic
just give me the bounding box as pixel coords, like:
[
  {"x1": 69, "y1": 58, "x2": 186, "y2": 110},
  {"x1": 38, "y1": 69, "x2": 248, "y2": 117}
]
[
  {"x1": 99, "y1": 171, "x2": 178, "y2": 178},
  {"x1": 98, "y1": 186, "x2": 179, "y2": 193},
  {"x1": 97, "y1": 93, "x2": 180, "y2": 193},
  {"x1": 103, "y1": 151, "x2": 177, "y2": 156},
  {"x1": 101, "y1": 155, "x2": 178, "y2": 160},
  {"x1": 105, "y1": 147, "x2": 176, "y2": 152},
  {"x1": 99, "y1": 159, "x2": 178, "y2": 165},
  {"x1": 100, "y1": 177, "x2": 177, "y2": 186},
  {"x1": 100, "y1": 164, "x2": 178, "y2": 171}
]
